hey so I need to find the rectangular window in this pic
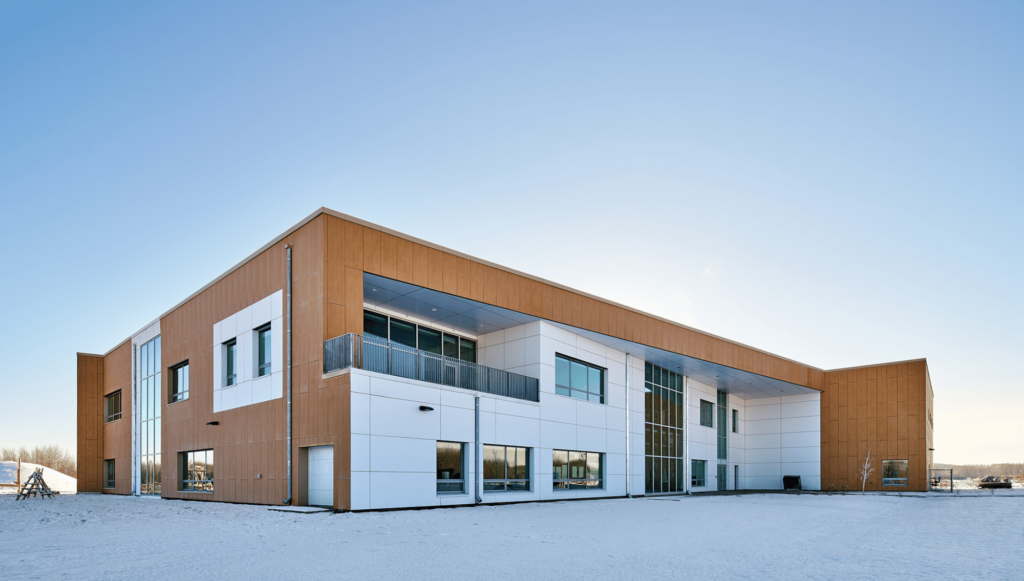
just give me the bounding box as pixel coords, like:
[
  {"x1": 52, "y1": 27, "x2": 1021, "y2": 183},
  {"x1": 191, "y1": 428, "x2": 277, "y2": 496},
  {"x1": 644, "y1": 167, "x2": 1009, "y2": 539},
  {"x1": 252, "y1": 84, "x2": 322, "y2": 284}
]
[
  {"x1": 104, "y1": 391, "x2": 122, "y2": 422},
  {"x1": 170, "y1": 362, "x2": 189, "y2": 403},
  {"x1": 554, "y1": 354, "x2": 605, "y2": 403},
  {"x1": 700, "y1": 400, "x2": 713, "y2": 427},
  {"x1": 225, "y1": 340, "x2": 237, "y2": 386},
  {"x1": 732, "y1": 409, "x2": 738, "y2": 433},
  {"x1": 552, "y1": 450, "x2": 603, "y2": 490},
  {"x1": 104, "y1": 459, "x2": 115, "y2": 489},
  {"x1": 882, "y1": 459, "x2": 909, "y2": 486},
  {"x1": 483, "y1": 445, "x2": 530, "y2": 492},
  {"x1": 692, "y1": 460, "x2": 706, "y2": 487},
  {"x1": 257, "y1": 325, "x2": 272, "y2": 377},
  {"x1": 362, "y1": 310, "x2": 477, "y2": 362},
  {"x1": 180, "y1": 449, "x2": 214, "y2": 492},
  {"x1": 436, "y1": 441, "x2": 465, "y2": 493}
]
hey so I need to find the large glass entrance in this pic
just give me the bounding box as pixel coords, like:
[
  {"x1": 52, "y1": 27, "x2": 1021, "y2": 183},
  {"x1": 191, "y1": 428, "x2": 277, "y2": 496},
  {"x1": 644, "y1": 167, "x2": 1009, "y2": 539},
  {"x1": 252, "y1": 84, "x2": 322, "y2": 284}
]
[{"x1": 644, "y1": 362, "x2": 684, "y2": 494}]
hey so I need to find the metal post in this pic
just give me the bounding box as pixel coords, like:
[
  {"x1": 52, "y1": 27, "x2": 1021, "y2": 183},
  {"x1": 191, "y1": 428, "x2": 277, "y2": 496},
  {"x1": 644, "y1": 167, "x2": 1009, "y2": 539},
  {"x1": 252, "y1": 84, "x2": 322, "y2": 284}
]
[
  {"x1": 475, "y1": 396, "x2": 482, "y2": 504},
  {"x1": 684, "y1": 376, "x2": 690, "y2": 494},
  {"x1": 625, "y1": 354, "x2": 632, "y2": 498},
  {"x1": 284, "y1": 245, "x2": 293, "y2": 505}
]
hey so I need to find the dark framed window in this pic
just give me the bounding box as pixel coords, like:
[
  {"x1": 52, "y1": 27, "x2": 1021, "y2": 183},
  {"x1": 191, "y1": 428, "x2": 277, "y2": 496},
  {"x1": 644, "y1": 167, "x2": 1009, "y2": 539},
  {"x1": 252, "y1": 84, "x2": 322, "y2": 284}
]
[
  {"x1": 554, "y1": 354, "x2": 605, "y2": 403},
  {"x1": 700, "y1": 400, "x2": 714, "y2": 427},
  {"x1": 104, "y1": 459, "x2": 115, "y2": 489},
  {"x1": 104, "y1": 391, "x2": 122, "y2": 423},
  {"x1": 224, "y1": 340, "x2": 237, "y2": 386},
  {"x1": 483, "y1": 445, "x2": 530, "y2": 492},
  {"x1": 692, "y1": 460, "x2": 706, "y2": 487},
  {"x1": 436, "y1": 441, "x2": 465, "y2": 493},
  {"x1": 257, "y1": 324, "x2": 272, "y2": 377},
  {"x1": 180, "y1": 449, "x2": 214, "y2": 492},
  {"x1": 170, "y1": 361, "x2": 189, "y2": 403},
  {"x1": 553, "y1": 450, "x2": 603, "y2": 490},
  {"x1": 882, "y1": 460, "x2": 909, "y2": 486},
  {"x1": 732, "y1": 409, "x2": 738, "y2": 433},
  {"x1": 362, "y1": 310, "x2": 477, "y2": 362}
]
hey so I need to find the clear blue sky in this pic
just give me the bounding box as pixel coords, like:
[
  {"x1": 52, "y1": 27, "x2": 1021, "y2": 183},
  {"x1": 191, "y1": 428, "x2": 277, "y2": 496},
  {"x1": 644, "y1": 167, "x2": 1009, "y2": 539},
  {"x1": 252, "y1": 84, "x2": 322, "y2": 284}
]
[{"x1": 1, "y1": 2, "x2": 1021, "y2": 465}]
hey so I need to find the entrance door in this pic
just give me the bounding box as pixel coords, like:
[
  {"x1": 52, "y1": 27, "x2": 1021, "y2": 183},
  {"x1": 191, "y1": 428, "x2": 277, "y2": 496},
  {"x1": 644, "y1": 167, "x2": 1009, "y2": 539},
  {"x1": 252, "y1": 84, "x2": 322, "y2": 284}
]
[
  {"x1": 717, "y1": 464, "x2": 727, "y2": 491},
  {"x1": 734, "y1": 465, "x2": 739, "y2": 491},
  {"x1": 307, "y1": 445, "x2": 334, "y2": 507}
]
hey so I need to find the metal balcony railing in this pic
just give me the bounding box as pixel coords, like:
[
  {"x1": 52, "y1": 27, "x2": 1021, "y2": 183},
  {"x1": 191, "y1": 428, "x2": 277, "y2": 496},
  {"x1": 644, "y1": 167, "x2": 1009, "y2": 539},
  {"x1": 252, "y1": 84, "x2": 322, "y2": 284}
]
[{"x1": 324, "y1": 333, "x2": 540, "y2": 403}]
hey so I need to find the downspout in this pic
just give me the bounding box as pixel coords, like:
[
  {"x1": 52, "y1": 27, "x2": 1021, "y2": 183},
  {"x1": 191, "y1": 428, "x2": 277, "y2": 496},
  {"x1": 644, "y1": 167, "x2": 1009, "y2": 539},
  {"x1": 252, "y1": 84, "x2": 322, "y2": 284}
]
[
  {"x1": 283, "y1": 244, "x2": 293, "y2": 505},
  {"x1": 475, "y1": 396, "x2": 482, "y2": 504},
  {"x1": 625, "y1": 354, "x2": 632, "y2": 498},
  {"x1": 132, "y1": 344, "x2": 138, "y2": 496},
  {"x1": 684, "y1": 376, "x2": 691, "y2": 494}
]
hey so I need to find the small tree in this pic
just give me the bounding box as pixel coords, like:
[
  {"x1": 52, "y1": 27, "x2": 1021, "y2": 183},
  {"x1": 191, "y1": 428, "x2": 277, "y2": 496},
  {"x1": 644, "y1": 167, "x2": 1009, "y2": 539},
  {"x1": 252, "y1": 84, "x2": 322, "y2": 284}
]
[{"x1": 858, "y1": 446, "x2": 874, "y2": 492}]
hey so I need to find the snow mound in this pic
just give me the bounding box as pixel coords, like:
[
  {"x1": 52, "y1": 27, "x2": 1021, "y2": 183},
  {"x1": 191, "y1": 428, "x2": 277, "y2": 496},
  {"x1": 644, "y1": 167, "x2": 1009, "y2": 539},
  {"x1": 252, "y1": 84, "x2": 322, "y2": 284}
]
[{"x1": 0, "y1": 461, "x2": 77, "y2": 493}]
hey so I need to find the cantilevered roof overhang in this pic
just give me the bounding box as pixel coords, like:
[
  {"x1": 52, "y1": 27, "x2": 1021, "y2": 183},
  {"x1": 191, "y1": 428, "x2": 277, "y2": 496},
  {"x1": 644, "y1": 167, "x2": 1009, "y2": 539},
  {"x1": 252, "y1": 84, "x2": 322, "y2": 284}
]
[{"x1": 363, "y1": 273, "x2": 819, "y2": 400}]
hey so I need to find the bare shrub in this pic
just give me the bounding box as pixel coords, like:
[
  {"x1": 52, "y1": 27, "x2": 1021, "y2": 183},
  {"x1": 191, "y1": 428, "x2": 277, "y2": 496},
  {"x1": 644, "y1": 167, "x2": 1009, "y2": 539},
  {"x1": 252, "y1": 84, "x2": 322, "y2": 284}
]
[{"x1": 0, "y1": 445, "x2": 77, "y2": 478}]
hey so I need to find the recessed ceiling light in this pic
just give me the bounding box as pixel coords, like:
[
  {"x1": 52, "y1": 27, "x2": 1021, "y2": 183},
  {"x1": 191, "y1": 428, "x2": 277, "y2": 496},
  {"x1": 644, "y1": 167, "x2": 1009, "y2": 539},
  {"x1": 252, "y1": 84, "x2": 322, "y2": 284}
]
[
  {"x1": 371, "y1": 288, "x2": 377, "y2": 292},
  {"x1": 432, "y1": 308, "x2": 437, "y2": 311}
]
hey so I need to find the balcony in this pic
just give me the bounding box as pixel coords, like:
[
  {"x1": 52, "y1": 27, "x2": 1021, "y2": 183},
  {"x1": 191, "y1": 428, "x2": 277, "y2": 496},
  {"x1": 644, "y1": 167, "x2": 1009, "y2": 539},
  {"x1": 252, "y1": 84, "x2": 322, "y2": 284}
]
[{"x1": 323, "y1": 333, "x2": 540, "y2": 403}]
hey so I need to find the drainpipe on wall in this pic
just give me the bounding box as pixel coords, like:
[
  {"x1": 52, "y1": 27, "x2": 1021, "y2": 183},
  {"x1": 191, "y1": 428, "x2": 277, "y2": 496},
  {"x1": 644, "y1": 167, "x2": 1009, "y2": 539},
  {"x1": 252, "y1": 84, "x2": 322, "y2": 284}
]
[
  {"x1": 625, "y1": 354, "x2": 632, "y2": 498},
  {"x1": 475, "y1": 396, "x2": 482, "y2": 504},
  {"x1": 283, "y1": 244, "x2": 293, "y2": 506},
  {"x1": 132, "y1": 344, "x2": 138, "y2": 496},
  {"x1": 684, "y1": 376, "x2": 691, "y2": 494}
]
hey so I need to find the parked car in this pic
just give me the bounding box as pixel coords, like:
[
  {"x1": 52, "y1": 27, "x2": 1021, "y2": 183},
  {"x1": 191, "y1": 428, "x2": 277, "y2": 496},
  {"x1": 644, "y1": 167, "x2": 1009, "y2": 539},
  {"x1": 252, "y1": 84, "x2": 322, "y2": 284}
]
[{"x1": 978, "y1": 476, "x2": 1012, "y2": 489}]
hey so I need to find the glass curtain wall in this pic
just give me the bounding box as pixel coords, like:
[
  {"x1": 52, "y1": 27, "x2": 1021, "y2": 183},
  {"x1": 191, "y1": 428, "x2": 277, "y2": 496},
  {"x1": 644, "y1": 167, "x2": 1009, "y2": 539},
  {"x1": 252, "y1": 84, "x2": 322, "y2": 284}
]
[
  {"x1": 644, "y1": 362, "x2": 684, "y2": 494},
  {"x1": 363, "y1": 310, "x2": 477, "y2": 362},
  {"x1": 136, "y1": 336, "x2": 161, "y2": 496},
  {"x1": 717, "y1": 390, "x2": 727, "y2": 491}
]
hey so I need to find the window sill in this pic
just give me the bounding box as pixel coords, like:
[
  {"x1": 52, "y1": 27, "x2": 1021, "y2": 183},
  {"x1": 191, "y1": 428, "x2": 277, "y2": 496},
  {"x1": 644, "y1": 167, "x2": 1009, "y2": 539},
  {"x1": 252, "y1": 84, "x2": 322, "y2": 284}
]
[
  {"x1": 551, "y1": 391, "x2": 604, "y2": 405},
  {"x1": 552, "y1": 487, "x2": 605, "y2": 492},
  {"x1": 483, "y1": 489, "x2": 534, "y2": 494},
  {"x1": 168, "y1": 397, "x2": 189, "y2": 406},
  {"x1": 437, "y1": 491, "x2": 469, "y2": 496},
  {"x1": 104, "y1": 418, "x2": 122, "y2": 424},
  {"x1": 179, "y1": 490, "x2": 214, "y2": 494}
]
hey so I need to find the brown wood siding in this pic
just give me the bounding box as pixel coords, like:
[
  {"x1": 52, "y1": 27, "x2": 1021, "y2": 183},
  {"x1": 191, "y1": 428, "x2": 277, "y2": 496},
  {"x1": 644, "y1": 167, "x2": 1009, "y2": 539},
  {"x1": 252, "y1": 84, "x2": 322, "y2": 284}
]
[
  {"x1": 321, "y1": 214, "x2": 826, "y2": 391},
  {"x1": 155, "y1": 214, "x2": 350, "y2": 508},
  {"x1": 819, "y1": 359, "x2": 930, "y2": 492},
  {"x1": 76, "y1": 354, "x2": 104, "y2": 492},
  {"x1": 102, "y1": 342, "x2": 132, "y2": 494}
]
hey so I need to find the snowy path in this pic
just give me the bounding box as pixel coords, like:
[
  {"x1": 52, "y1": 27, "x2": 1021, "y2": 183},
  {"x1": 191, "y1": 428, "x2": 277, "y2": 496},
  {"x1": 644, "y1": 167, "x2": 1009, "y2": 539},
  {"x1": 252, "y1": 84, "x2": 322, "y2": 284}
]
[{"x1": 1, "y1": 493, "x2": 1022, "y2": 580}]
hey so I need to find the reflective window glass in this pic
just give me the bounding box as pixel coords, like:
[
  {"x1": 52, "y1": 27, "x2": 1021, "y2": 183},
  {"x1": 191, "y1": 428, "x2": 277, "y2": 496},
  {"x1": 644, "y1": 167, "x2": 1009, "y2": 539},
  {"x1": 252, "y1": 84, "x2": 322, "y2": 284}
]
[
  {"x1": 418, "y1": 327, "x2": 442, "y2": 355},
  {"x1": 459, "y1": 339, "x2": 476, "y2": 363},
  {"x1": 364, "y1": 311, "x2": 389, "y2": 338}
]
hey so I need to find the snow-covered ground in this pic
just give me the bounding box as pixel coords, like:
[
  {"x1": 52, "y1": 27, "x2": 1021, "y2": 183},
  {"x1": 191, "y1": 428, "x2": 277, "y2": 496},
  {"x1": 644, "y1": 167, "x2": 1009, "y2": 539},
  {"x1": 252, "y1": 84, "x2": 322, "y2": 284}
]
[
  {"x1": 1, "y1": 492, "x2": 1022, "y2": 580},
  {"x1": 0, "y1": 462, "x2": 76, "y2": 494}
]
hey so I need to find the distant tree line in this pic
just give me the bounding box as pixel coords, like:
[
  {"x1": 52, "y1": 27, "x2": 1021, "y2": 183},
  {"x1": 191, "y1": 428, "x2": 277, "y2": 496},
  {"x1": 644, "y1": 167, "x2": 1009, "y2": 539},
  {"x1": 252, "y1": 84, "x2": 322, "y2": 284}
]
[
  {"x1": 0, "y1": 446, "x2": 77, "y2": 478},
  {"x1": 933, "y1": 463, "x2": 1024, "y2": 480}
]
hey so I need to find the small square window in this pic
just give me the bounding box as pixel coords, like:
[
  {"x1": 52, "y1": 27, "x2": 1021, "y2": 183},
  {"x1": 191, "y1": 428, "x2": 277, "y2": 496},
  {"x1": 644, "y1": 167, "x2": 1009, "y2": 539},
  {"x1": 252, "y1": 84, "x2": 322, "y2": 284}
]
[
  {"x1": 436, "y1": 441, "x2": 465, "y2": 494},
  {"x1": 691, "y1": 460, "x2": 706, "y2": 487},
  {"x1": 170, "y1": 361, "x2": 189, "y2": 403},
  {"x1": 555, "y1": 354, "x2": 605, "y2": 404},
  {"x1": 882, "y1": 460, "x2": 909, "y2": 486},
  {"x1": 104, "y1": 391, "x2": 121, "y2": 423}
]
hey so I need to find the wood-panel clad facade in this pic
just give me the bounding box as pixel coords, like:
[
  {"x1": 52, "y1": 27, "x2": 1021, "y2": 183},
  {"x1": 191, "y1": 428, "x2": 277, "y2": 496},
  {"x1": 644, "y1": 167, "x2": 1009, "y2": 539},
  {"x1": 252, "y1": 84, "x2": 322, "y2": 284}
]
[
  {"x1": 819, "y1": 359, "x2": 932, "y2": 491},
  {"x1": 78, "y1": 208, "x2": 934, "y2": 505}
]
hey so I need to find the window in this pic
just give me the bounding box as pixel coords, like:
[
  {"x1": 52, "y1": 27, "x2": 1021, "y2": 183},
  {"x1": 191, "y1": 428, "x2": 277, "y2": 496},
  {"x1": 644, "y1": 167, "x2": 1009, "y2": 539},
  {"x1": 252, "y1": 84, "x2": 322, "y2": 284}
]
[
  {"x1": 483, "y1": 445, "x2": 530, "y2": 492},
  {"x1": 436, "y1": 441, "x2": 465, "y2": 493},
  {"x1": 224, "y1": 340, "x2": 237, "y2": 386},
  {"x1": 553, "y1": 450, "x2": 603, "y2": 490},
  {"x1": 180, "y1": 449, "x2": 214, "y2": 492},
  {"x1": 692, "y1": 460, "x2": 706, "y2": 487},
  {"x1": 104, "y1": 391, "x2": 122, "y2": 422},
  {"x1": 644, "y1": 362, "x2": 684, "y2": 494},
  {"x1": 882, "y1": 460, "x2": 909, "y2": 486},
  {"x1": 700, "y1": 400, "x2": 713, "y2": 427},
  {"x1": 362, "y1": 310, "x2": 477, "y2": 362},
  {"x1": 717, "y1": 391, "x2": 727, "y2": 460},
  {"x1": 104, "y1": 459, "x2": 115, "y2": 489},
  {"x1": 170, "y1": 362, "x2": 189, "y2": 403},
  {"x1": 554, "y1": 354, "x2": 605, "y2": 403},
  {"x1": 257, "y1": 325, "x2": 272, "y2": 377},
  {"x1": 732, "y1": 409, "x2": 738, "y2": 433},
  {"x1": 136, "y1": 336, "x2": 161, "y2": 496}
]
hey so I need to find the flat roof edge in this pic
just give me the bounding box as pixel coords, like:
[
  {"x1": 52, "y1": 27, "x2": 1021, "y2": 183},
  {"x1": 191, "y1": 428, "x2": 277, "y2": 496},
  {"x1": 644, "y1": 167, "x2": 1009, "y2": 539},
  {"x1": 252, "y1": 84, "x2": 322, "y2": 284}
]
[{"x1": 825, "y1": 357, "x2": 928, "y2": 373}]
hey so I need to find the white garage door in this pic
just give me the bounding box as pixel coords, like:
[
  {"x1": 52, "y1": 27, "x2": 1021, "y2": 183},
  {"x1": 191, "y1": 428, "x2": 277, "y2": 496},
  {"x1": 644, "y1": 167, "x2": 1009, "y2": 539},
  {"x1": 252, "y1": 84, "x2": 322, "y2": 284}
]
[{"x1": 308, "y1": 445, "x2": 334, "y2": 507}]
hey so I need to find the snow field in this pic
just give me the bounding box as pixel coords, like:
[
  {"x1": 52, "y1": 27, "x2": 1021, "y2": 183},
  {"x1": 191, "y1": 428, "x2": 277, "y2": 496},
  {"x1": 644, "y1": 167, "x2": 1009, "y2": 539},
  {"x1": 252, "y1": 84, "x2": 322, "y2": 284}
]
[
  {"x1": 1, "y1": 492, "x2": 1022, "y2": 580},
  {"x1": 0, "y1": 461, "x2": 76, "y2": 494}
]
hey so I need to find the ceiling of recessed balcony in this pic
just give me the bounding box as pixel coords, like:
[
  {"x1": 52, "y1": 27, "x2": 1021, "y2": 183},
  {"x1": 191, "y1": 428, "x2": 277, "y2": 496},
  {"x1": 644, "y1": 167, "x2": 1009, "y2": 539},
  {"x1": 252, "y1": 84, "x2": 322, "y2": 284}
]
[{"x1": 363, "y1": 273, "x2": 819, "y2": 399}]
